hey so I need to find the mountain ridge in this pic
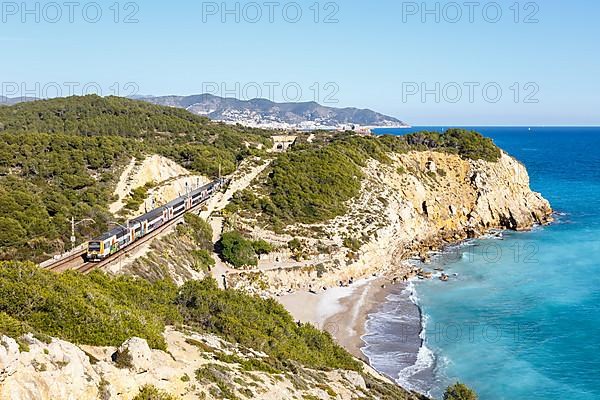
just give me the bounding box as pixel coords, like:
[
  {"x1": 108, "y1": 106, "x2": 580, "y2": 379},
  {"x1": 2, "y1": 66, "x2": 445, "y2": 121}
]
[
  {"x1": 0, "y1": 96, "x2": 39, "y2": 106},
  {"x1": 134, "y1": 93, "x2": 407, "y2": 130}
]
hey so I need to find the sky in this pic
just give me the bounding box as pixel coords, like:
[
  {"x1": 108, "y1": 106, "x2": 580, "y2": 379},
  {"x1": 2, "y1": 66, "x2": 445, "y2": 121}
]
[{"x1": 1, "y1": 0, "x2": 599, "y2": 125}]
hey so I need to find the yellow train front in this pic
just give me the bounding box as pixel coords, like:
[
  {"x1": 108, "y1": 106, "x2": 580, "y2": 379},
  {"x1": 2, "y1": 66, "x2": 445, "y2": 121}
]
[{"x1": 86, "y1": 226, "x2": 131, "y2": 261}]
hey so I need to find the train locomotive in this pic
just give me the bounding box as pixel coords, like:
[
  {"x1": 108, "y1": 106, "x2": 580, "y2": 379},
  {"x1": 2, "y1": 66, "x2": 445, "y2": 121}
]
[{"x1": 86, "y1": 179, "x2": 221, "y2": 261}]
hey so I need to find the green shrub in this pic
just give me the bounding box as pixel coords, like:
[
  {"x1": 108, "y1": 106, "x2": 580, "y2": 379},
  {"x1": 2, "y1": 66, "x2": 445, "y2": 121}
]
[
  {"x1": 288, "y1": 238, "x2": 302, "y2": 251},
  {"x1": 124, "y1": 182, "x2": 156, "y2": 211},
  {"x1": 184, "y1": 213, "x2": 214, "y2": 250},
  {"x1": 252, "y1": 239, "x2": 273, "y2": 255},
  {"x1": 196, "y1": 364, "x2": 239, "y2": 400},
  {"x1": 405, "y1": 129, "x2": 501, "y2": 162},
  {"x1": 0, "y1": 312, "x2": 29, "y2": 338},
  {"x1": 214, "y1": 352, "x2": 281, "y2": 374},
  {"x1": 114, "y1": 348, "x2": 134, "y2": 369},
  {"x1": 132, "y1": 385, "x2": 177, "y2": 400},
  {"x1": 191, "y1": 249, "x2": 216, "y2": 272},
  {"x1": 217, "y1": 231, "x2": 258, "y2": 268},
  {"x1": 258, "y1": 144, "x2": 364, "y2": 224},
  {"x1": 343, "y1": 237, "x2": 361, "y2": 252},
  {"x1": 444, "y1": 382, "x2": 478, "y2": 400}
]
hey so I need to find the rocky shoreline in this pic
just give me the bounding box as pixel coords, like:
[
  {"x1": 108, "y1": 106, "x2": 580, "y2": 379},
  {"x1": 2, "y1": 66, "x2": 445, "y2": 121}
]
[
  {"x1": 255, "y1": 149, "x2": 553, "y2": 393},
  {"x1": 230, "y1": 150, "x2": 553, "y2": 295}
]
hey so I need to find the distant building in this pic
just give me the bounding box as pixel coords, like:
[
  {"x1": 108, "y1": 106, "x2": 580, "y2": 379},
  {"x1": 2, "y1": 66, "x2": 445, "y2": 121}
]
[
  {"x1": 271, "y1": 135, "x2": 297, "y2": 152},
  {"x1": 337, "y1": 125, "x2": 374, "y2": 135}
]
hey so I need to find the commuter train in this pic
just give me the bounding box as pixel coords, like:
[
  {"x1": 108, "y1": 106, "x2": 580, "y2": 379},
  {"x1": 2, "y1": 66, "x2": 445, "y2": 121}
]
[{"x1": 86, "y1": 179, "x2": 222, "y2": 261}]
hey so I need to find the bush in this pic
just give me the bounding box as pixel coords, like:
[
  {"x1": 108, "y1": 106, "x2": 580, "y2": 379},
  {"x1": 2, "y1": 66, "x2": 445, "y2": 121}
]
[
  {"x1": 288, "y1": 238, "x2": 302, "y2": 251},
  {"x1": 132, "y1": 385, "x2": 177, "y2": 400},
  {"x1": 343, "y1": 237, "x2": 361, "y2": 252},
  {"x1": 124, "y1": 182, "x2": 156, "y2": 211},
  {"x1": 405, "y1": 129, "x2": 501, "y2": 162},
  {"x1": 252, "y1": 239, "x2": 273, "y2": 255},
  {"x1": 218, "y1": 231, "x2": 258, "y2": 268},
  {"x1": 258, "y1": 144, "x2": 364, "y2": 224},
  {"x1": 184, "y1": 213, "x2": 214, "y2": 250},
  {"x1": 0, "y1": 312, "x2": 30, "y2": 339},
  {"x1": 444, "y1": 382, "x2": 478, "y2": 400},
  {"x1": 191, "y1": 249, "x2": 216, "y2": 272},
  {"x1": 217, "y1": 231, "x2": 273, "y2": 268}
]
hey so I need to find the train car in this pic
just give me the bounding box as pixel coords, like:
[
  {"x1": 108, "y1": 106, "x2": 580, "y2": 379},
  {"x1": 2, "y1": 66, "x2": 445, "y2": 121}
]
[
  {"x1": 190, "y1": 182, "x2": 215, "y2": 207},
  {"x1": 87, "y1": 225, "x2": 130, "y2": 261},
  {"x1": 129, "y1": 205, "x2": 167, "y2": 239},
  {"x1": 86, "y1": 179, "x2": 222, "y2": 262}
]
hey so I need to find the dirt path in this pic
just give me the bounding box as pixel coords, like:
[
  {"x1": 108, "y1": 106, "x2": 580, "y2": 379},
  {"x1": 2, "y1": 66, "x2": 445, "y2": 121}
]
[
  {"x1": 201, "y1": 160, "x2": 271, "y2": 219},
  {"x1": 203, "y1": 160, "x2": 272, "y2": 288}
]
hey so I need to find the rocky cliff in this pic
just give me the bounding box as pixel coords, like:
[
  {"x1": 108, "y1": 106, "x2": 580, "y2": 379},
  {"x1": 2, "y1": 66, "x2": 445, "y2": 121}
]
[
  {"x1": 0, "y1": 328, "x2": 424, "y2": 400},
  {"x1": 229, "y1": 149, "x2": 552, "y2": 292}
]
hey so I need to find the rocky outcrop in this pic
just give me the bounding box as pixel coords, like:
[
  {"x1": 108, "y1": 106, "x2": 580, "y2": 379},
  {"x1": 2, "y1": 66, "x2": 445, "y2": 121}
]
[
  {"x1": 0, "y1": 329, "x2": 420, "y2": 400},
  {"x1": 1, "y1": 335, "x2": 101, "y2": 400},
  {"x1": 0, "y1": 336, "x2": 19, "y2": 383},
  {"x1": 229, "y1": 150, "x2": 552, "y2": 293},
  {"x1": 467, "y1": 153, "x2": 551, "y2": 230}
]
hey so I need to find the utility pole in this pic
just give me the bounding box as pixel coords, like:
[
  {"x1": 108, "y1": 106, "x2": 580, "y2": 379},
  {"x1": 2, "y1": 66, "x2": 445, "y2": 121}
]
[
  {"x1": 71, "y1": 217, "x2": 76, "y2": 251},
  {"x1": 70, "y1": 217, "x2": 96, "y2": 251}
]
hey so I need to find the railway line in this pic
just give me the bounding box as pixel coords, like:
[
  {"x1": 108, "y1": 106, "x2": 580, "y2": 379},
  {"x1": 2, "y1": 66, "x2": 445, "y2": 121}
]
[{"x1": 42, "y1": 181, "x2": 223, "y2": 275}]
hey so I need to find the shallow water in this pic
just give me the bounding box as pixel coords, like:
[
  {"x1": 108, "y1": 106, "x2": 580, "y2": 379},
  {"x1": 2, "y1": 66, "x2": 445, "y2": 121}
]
[{"x1": 365, "y1": 127, "x2": 600, "y2": 399}]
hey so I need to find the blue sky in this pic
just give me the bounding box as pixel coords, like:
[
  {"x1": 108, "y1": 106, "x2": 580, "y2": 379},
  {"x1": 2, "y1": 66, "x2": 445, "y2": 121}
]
[{"x1": 1, "y1": 0, "x2": 598, "y2": 125}]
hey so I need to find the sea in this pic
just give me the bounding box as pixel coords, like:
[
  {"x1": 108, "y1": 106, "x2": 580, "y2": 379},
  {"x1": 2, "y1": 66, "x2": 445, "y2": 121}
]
[{"x1": 362, "y1": 127, "x2": 600, "y2": 400}]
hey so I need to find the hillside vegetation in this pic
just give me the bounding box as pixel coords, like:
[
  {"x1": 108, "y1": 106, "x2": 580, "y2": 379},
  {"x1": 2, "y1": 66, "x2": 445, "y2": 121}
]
[
  {"x1": 0, "y1": 95, "x2": 271, "y2": 261},
  {"x1": 229, "y1": 129, "x2": 501, "y2": 227},
  {"x1": 0, "y1": 261, "x2": 359, "y2": 371},
  {"x1": 1, "y1": 263, "x2": 436, "y2": 398}
]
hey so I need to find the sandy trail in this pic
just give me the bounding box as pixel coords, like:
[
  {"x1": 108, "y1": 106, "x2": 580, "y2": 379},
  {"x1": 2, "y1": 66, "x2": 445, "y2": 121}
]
[{"x1": 202, "y1": 160, "x2": 272, "y2": 288}]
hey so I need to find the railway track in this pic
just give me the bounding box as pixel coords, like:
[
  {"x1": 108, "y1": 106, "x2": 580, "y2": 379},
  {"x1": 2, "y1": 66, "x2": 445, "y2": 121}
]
[
  {"x1": 43, "y1": 249, "x2": 88, "y2": 273},
  {"x1": 75, "y1": 209, "x2": 192, "y2": 274},
  {"x1": 43, "y1": 194, "x2": 217, "y2": 275}
]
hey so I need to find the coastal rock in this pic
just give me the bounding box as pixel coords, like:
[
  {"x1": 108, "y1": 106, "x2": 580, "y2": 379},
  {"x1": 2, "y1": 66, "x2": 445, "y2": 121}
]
[
  {"x1": 231, "y1": 149, "x2": 553, "y2": 294},
  {"x1": 114, "y1": 337, "x2": 152, "y2": 373},
  {"x1": 0, "y1": 337, "x2": 101, "y2": 400},
  {"x1": 343, "y1": 370, "x2": 367, "y2": 390},
  {"x1": 0, "y1": 329, "x2": 409, "y2": 400},
  {"x1": 0, "y1": 336, "x2": 19, "y2": 382},
  {"x1": 470, "y1": 153, "x2": 552, "y2": 230},
  {"x1": 426, "y1": 159, "x2": 437, "y2": 173}
]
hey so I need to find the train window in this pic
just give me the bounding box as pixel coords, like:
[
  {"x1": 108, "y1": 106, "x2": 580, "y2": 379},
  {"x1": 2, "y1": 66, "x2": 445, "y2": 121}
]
[{"x1": 88, "y1": 242, "x2": 101, "y2": 251}]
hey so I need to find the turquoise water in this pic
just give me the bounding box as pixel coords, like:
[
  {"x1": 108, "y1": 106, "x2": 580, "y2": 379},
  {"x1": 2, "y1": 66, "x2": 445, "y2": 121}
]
[{"x1": 371, "y1": 127, "x2": 600, "y2": 399}]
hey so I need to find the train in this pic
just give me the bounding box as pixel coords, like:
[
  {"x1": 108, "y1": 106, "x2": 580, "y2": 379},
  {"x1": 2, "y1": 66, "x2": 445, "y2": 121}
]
[{"x1": 86, "y1": 179, "x2": 223, "y2": 261}]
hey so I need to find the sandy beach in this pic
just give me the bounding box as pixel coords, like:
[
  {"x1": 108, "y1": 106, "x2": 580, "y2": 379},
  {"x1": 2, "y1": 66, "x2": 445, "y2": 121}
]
[{"x1": 279, "y1": 276, "x2": 398, "y2": 360}]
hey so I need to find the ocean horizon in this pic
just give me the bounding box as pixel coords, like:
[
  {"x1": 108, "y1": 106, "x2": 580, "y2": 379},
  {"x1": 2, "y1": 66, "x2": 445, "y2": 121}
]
[{"x1": 365, "y1": 127, "x2": 600, "y2": 399}]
